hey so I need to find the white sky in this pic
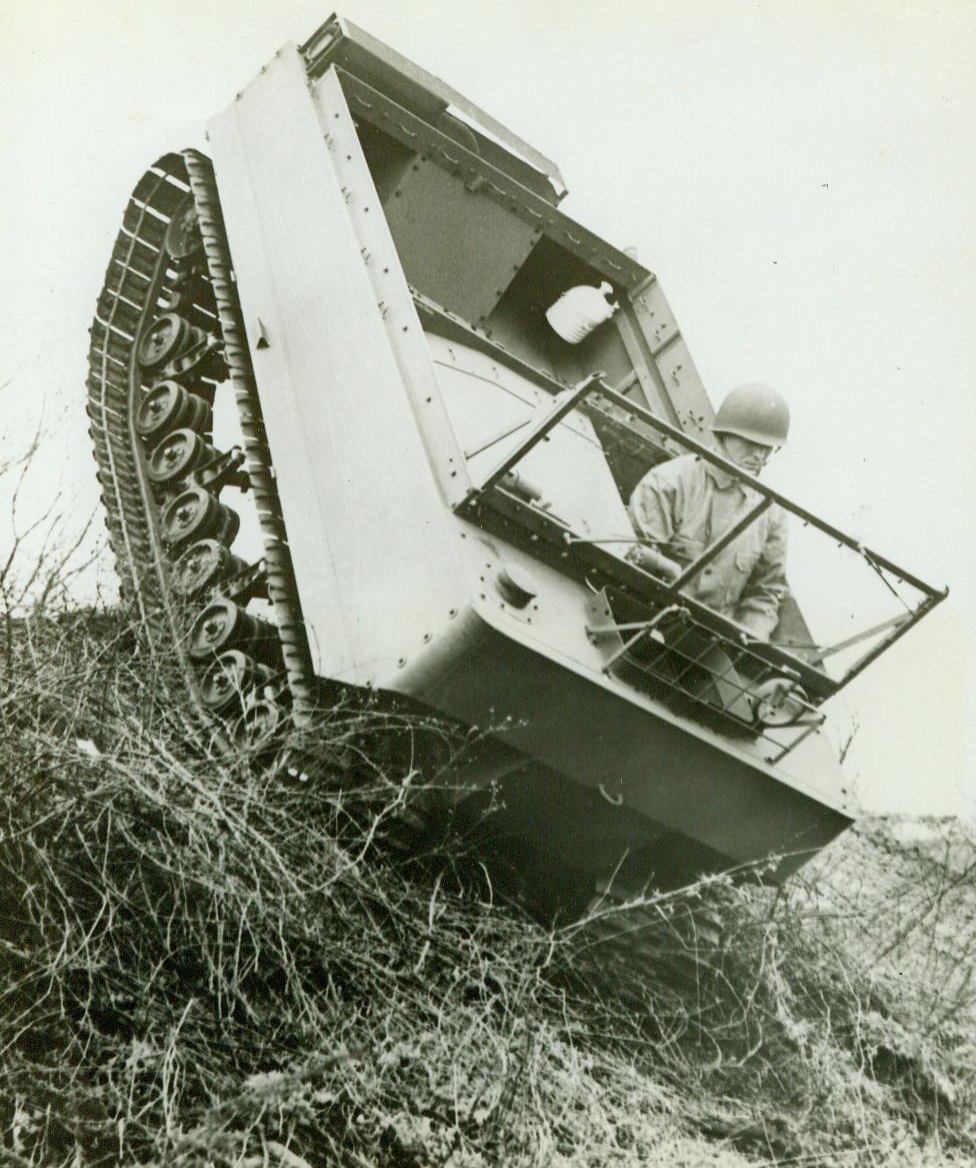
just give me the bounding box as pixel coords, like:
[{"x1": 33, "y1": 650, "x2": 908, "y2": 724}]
[{"x1": 1, "y1": 1, "x2": 973, "y2": 817}]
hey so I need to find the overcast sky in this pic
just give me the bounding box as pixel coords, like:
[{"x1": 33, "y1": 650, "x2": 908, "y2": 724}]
[{"x1": 2, "y1": 1, "x2": 973, "y2": 817}]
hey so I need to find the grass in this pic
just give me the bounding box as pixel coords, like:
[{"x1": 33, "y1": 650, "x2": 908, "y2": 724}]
[{"x1": 1, "y1": 605, "x2": 974, "y2": 1166}]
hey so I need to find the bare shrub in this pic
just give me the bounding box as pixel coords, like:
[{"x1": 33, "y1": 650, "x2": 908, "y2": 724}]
[
  {"x1": 0, "y1": 425, "x2": 972, "y2": 1165},
  {"x1": 3, "y1": 604, "x2": 974, "y2": 1167}
]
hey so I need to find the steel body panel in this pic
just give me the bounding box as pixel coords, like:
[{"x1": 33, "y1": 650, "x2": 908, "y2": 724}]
[
  {"x1": 396, "y1": 336, "x2": 851, "y2": 835},
  {"x1": 397, "y1": 578, "x2": 850, "y2": 872},
  {"x1": 207, "y1": 48, "x2": 468, "y2": 682},
  {"x1": 428, "y1": 336, "x2": 631, "y2": 537},
  {"x1": 629, "y1": 278, "x2": 680, "y2": 354},
  {"x1": 651, "y1": 334, "x2": 711, "y2": 438},
  {"x1": 327, "y1": 64, "x2": 715, "y2": 447},
  {"x1": 474, "y1": 533, "x2": 846, "y2": 809},
  {"x1": 423, "y1": 341, "x2": 838, "y2": 724},
  {"x1": 629, "y1": 286, "x2": 713, "y2": 438},
  {"x1": 381, "y1": 159, "x2": 542, "y2": 324},
  {"x1": 205, "y1": 38, "x2": 853, "y2": 880},
  {"x1": 301, "y1": 14, "x2": 566, "y2": 199},
  {"x1": 309, "y1": 69, "x2": 474, "y2": 510},
  {"x1": 332, "y1": 70, "x2": 645, "y2": 292}
]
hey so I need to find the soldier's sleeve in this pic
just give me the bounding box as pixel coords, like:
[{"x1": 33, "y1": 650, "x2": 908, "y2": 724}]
[
  {"x1": 735, "y1": 505, "x2": 789, "y2": 640},
  {"x1": 627, "y1": 464, "x2": 677, "y2": 545}
]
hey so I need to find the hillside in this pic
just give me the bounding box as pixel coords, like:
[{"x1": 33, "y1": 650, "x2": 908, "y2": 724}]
[{"x1": 1, "y1": 608, "x2": 974, "y2": 1167}]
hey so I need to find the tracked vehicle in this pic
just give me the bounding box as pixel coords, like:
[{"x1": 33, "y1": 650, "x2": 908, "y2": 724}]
[{"x1": 88, "y1": 14, "x2": 945, "y2": 910}]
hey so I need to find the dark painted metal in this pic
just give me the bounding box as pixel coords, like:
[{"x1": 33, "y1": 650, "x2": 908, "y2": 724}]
[
  {"x1": 301, "y1": 13, "x2": 566, "y2": 197},
  {"x1": 403, "y1": 614, "x2": 853, "y2": 875},
  {"x1": 333, "y1": 69, "x2": 648, "y2": 291}
]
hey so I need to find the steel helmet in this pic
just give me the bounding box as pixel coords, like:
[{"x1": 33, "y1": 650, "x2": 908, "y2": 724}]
[{"x1": 712, "y1": 382, "x2": 790, "y2": 447}]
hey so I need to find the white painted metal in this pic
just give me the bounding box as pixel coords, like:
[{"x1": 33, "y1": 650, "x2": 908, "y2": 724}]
[
  {"x1": 207, "y1": 47, "x2": 467, "y2": 683},
  {"x1": 204, "y1": 42, "x2": 851, "y2": 871},
  {"x1": 429, "y1": 336, "x2": 631, "y2": 539},
  {"x1": 310, "y1": 69, "x2": 476, "y2": 510},
  {"x1": 419, "y1": 335, "x2": 849, "y2": 818}
]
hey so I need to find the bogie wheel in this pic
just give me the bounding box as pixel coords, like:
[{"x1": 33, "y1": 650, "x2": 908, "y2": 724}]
[
  {"x1": 137, "y1": 312, "x2": 204, "y2": 370},
  {"x1": 136, "y1": 380, "x2": 212, "y2": 442},
  {"x1": 189, "y1": 597, "x2": 281, "y2": 666},
  {"x1": 233, "y1": 697, "x2": 286, "y2": 752},
  {"x1": 161, "y1": 485, "x2": 239, "y2": 548},
  {"x1": 164, "y1": 196, "x2": 203, "y2": 260},
  {"x1": 88, "y1": 153, "x2": 316, "y2": 781},
  {"x1": 199, "y1": 649, "x2": 274, "y2": 711},
  {"x1": 147, "y1": 428, "x2": 217, "y2": 485},
  {"x1": 171, "y1": 539, "x2": 246, "y2": 598}
]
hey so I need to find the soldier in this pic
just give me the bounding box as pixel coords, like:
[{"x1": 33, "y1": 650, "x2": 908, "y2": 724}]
[{"x1": 628, "y1": 382, "x2": 790, "y2": 642}]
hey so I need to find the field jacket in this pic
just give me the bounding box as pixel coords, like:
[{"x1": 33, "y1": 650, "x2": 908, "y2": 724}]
[{"x1": 627, "y1": 453, "x2": 788, "y2": 639}]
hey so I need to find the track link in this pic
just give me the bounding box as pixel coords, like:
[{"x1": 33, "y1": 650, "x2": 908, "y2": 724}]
[{"x1": 88, "y1": 152, "x2": 316, "y2": 745}]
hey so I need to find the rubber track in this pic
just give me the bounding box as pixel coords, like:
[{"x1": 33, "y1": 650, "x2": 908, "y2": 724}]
[
  {"x1": 183, "y1": 153, "x2": 316, "y2": 722},
  {"x1": 88, "y1": 151, "x2": 316, "y2": 731}
]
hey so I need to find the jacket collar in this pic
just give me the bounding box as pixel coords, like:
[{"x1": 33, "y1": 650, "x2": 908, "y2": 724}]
[{"x1": 700, "y1": 452, "x2": 749, "y2": 493}]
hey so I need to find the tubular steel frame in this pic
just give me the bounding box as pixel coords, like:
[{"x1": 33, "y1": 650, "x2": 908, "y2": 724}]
[
  {"x1": 458, "y1": 372, "x2": 947, "y2": 699},
  {"x1": 584, "y1": 591, "x2": 826, "y2": 764}
]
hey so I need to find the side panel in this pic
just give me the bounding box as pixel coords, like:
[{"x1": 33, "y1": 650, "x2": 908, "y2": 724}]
[
  {"x1": 381, "y1": 159, "x2": 542, "y2": 323},
  {"x1": 428, "y1": 336, "x2": 631, "y2": 536},
  {"x1": 301, "y1": 14, "x2": 566, "y2": 199},
  {"x1": 206, "y1": 47, "x2": 466, "y2": 682}
]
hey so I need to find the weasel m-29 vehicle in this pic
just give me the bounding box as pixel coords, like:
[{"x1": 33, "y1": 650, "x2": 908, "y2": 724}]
[{"x1": 87, "y1": 14, "x2": 946, "y2": 911}]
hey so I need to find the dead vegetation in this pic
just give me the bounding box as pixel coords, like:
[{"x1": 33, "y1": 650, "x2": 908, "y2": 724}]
[{"x1": 0, "y1": 601, "x2": 974, "y2": 1167}]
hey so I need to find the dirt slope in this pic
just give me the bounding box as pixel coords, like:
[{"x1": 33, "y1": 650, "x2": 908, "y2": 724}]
[{"x1": 1, "y1": 610, "x2": 974, "y2": 1166}]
